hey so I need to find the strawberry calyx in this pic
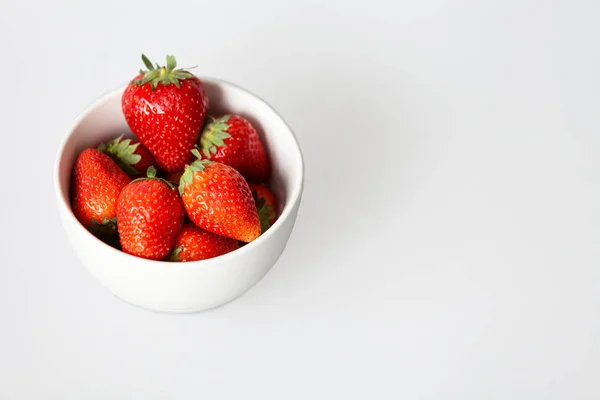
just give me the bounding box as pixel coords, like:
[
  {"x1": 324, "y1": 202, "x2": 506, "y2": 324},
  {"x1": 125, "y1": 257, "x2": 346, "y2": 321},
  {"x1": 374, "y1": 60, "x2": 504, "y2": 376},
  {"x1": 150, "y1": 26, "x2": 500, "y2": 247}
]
[
  {"x1": 132, "y1": 54, "x2": 194, "y2": 90},
  {"x1": 252, "y1": 190, "x2": 275, "y2": 233},
  {"x1": 98, "y1": 135, "x2": 142, "y2": 176},
  {"x1": 132, "y1": 166, "x2": 175, "y2": 189},
  {"x1": 179, "y1": 149, "x2": 211, "y2": 195},
  {"x1": 199, "y1": 115, "x2": 232, "y2": 158},
  {"x1": 165, "y1": 246, "x2": 182, "y2": 262}
]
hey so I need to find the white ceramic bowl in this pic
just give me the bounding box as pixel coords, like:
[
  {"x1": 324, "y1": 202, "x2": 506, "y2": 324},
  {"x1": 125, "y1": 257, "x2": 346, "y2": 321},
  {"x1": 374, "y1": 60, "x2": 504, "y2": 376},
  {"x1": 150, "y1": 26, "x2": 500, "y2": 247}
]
[{"x1": 54, "y1": 78, "x2": 304, "y2": 313}]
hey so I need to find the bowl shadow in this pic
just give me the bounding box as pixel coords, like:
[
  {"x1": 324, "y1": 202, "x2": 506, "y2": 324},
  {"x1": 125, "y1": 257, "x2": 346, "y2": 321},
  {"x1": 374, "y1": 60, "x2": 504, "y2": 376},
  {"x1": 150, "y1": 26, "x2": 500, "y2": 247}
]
[
  {"x1": 222, "y1": 61, "x2": 455, "y2": 312},
  {"x1": 196, "y1": 60, "x2": 454, "y2": 317},
  {"x1": 275, "y1": 68, "x2": 423, "y2": 266}
]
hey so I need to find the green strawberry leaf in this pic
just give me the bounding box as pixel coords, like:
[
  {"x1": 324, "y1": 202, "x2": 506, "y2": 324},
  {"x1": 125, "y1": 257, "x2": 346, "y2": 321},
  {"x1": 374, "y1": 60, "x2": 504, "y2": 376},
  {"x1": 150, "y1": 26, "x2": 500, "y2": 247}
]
[
  {"x1": 198, "y1": 115, "x2": 232, "y2": 159},
  {"x1": 142, "y1": 54, "x2": 155, "y2": 71},
  {"x1": 191, "y1": 148, "x2": 203, "y2": 160},
  {"x1": 211, "y1": 137, "x2": 225, "y2": 147},
  {"x1": 132, "y1": 54, "x2": 196, "y2": 90},
  {"x1": 98, "y1": 135, "x2": 142, "y2": 177},
  {"x1": 147, "y1": 166, "x2": 157, "y2": 178},
  {"x1": 165, "y1": 246, "x2": 182, "y2": 262},
  {"x1": 178, "y1": 154, "x2": 210, "y2": 195},
  {"x1": 179, "y1": 168, "x2": 194, "y2": 196},
  {"x1": 166, "y1": 55, "x2": 177, "y2": 72},
  {"x1": 252, "y1": 190, "x2": 274, "y2": 233}
]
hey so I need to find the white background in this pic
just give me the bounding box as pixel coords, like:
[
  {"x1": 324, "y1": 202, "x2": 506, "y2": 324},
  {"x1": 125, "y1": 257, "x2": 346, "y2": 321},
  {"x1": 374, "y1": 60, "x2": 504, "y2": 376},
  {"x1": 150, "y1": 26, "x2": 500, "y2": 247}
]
[{"x1": 1, "y1": 0, "x2": 599, "y2": 398}]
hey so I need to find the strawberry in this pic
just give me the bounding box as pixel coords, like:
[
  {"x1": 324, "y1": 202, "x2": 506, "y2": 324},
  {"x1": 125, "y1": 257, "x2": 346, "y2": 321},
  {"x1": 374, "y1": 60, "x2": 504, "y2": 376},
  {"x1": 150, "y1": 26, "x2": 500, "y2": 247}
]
[
  {"x1": 98, "y1": 135, "x2": 158, "y2": 178},
  {"x1": 249, "y1": 183, "x2": 278, "y2": 233},
  {"x1": 167, "y1": 223, "x2": 239, "y2": 262},
  {"x1": 122, "y1": 54, "x2": 209, "y2": 173},
  {"x1": 117, "y1": 167, "x2": 184, "y2": 260},
  {"x1": 71, "y1": 148, "x2": 131, "y2": 242},
  {"x1": 198, "y1": 114, "x2": 270, "y2": 182},
  {"x1": 179, "y1": 150, "x2": 261, "y2": 242}
]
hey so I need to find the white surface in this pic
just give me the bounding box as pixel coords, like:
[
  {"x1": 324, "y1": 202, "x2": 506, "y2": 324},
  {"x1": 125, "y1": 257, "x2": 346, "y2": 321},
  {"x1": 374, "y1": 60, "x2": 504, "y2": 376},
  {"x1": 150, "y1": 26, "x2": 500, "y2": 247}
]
[
  {"x1": 55, "y1": 81, "x2": 303, "y2": 312},
  {"x1": 1, "y1": 0, "x2": 599, "y2": 398}
]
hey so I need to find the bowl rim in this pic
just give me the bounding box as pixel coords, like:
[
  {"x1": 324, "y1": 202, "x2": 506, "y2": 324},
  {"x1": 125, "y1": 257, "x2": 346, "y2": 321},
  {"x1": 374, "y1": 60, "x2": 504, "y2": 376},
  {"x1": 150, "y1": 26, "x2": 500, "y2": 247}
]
[{"x1": 54, "y1": 76, "x2": 305, "y2": 268}]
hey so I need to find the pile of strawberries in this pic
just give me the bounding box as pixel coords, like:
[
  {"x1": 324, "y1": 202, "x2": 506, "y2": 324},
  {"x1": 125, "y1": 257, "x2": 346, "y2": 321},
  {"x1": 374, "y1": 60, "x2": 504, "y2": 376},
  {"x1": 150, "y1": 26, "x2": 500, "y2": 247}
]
[{"x1": 71, "y1": 55, "x2": 278, "y2": 262}]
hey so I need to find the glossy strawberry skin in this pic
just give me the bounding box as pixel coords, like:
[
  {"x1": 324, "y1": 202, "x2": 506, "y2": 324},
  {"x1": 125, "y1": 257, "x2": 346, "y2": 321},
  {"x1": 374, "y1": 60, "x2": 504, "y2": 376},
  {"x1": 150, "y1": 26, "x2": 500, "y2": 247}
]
[
  {"x1": 180, "y1": 160, "x2": 261, "y2": 243},
  {"x1": 199, "y1": 115, "x2": 270, "y2": 182},
  {"x1": 122, "y1": 75, "x2": 208, "y2": 173},
  {"x1": 71, "y1": 148, "x2": 131, "y2": 228},
  {"x1": 169, "y1": 223, "x2": 239, "y2": 262},
  {"x1": 117, "y1": 179, "x2": 184, "y2": 260}
]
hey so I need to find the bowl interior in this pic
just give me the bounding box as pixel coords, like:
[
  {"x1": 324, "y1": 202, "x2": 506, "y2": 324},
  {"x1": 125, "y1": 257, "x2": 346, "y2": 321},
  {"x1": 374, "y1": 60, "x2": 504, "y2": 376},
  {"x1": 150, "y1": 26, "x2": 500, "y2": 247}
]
[{"x1": 56, "y1": 78, "x2": 303, "y2": 234}]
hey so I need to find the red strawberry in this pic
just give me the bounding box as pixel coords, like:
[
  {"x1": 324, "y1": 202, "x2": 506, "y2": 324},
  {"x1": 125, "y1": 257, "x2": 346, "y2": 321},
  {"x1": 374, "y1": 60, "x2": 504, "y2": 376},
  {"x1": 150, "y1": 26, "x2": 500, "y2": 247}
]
[
  {"x1": 167, "y1": 223, "x2": 239, "y2": 262},
  {"x1": 71, "y1": 148, "x2": 131, "y2": 242},
  {"x1": 249, "y1": 183, "x2": 278, "y2": 232},
  {"x1": 179, "y1": 150, "x2": 261, "y2": 242},
  {"x1": 199, "y1": 114, "x2": 270, "y2": 182},
  {"x1": 122, "y1": 54, "x2": 209, "y2": 173},
  {"x1": 117, "y1": 167, "x2": 184, "y2": 260},
  {"x1": 98, "y1": 135, "x2": 158, "y2": 178}
]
